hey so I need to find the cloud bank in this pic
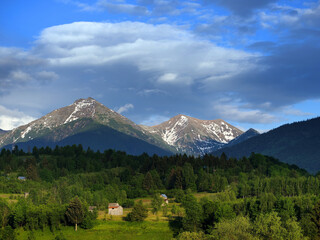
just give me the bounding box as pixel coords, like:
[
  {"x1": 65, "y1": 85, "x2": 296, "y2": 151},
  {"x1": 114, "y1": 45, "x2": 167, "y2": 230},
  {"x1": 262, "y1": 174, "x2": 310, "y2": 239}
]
[{"x1": 1, "y1": 0, "x2": 320, "y2": 130}]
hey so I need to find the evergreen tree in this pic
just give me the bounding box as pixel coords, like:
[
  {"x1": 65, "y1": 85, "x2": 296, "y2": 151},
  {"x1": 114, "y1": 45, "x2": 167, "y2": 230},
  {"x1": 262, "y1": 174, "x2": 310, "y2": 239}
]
[
  {"x1": 142, "y1": 172, "x2": 154, "y2": 192},
  {"x1": 65, "y1": 197, "x2": 85, "y2": 231}
]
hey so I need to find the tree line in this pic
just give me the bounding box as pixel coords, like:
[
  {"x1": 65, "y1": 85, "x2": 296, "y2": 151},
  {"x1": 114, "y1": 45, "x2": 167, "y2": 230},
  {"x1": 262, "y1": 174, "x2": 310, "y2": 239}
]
[{"x1": 0, "y1": 145, "x2": 320, "y2": 239}]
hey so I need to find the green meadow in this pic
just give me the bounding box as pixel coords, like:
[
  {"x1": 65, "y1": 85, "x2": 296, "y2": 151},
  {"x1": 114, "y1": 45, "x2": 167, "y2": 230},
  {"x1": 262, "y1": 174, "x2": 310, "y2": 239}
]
[{"x1": 16, "y1": 221, "x2": 173, "y2": 240}]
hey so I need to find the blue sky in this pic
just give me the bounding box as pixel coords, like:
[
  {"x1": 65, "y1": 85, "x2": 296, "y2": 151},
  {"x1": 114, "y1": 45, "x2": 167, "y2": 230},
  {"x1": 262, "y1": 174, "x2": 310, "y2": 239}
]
[{"x1": 0, "y1": 0, "x2": 319, "y2": 132}]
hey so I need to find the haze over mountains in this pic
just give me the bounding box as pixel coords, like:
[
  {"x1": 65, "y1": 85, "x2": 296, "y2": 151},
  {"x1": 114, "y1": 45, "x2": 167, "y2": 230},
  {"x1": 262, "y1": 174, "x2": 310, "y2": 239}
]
[{"x1": 0, "y1": 98, "x2": 247, "y2": 156}]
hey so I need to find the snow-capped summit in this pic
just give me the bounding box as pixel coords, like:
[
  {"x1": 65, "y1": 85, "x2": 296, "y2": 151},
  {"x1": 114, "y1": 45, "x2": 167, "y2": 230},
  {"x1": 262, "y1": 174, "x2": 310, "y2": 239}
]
[
  {"x1": 0, "y1": 98, "x2": 171, "y2": 151},
  {"x1": 141, "y1": 114, "x2": 243, "y2": 155}
]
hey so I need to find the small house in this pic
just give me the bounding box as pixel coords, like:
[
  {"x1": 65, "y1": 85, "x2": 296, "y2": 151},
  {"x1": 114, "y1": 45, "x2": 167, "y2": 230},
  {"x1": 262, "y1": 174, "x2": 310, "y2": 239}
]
[
  {"x1": 160, "y1": 194, "x2": 169, "y2": 205},
  {"x1": 18, "y1": 176, "x2": 26, "y2": 181},
  {"x1": 88, "y1": 206, "x2": 97, "y2": 213},
  {"x1": 108, "y1": 203, "x2": 123, "y2": 215}
]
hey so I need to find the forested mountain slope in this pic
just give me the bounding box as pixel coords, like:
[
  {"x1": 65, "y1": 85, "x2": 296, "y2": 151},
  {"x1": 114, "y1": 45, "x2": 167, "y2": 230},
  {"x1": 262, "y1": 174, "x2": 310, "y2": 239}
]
[{"x1": 213, "y1": 117, "x2": 320, "y2": 173}]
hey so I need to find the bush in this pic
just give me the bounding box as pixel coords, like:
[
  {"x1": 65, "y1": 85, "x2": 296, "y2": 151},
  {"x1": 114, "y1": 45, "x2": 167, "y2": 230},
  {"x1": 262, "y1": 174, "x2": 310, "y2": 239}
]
[
  {"x1": 80, "y1": 215, "x2": 94, "y2": 229},
  {"x1": 0, "y1": 226, "x2": 16, "y2": 240},
  {"x1": 122, "y1": 199, "x2": 135, "y2": 208},
  {"x1": 126, "y1": 200, "x2": 148, "y2": 222},
  {"x1": 54, "y1": 233, "x2": 67, "y2": 240}
]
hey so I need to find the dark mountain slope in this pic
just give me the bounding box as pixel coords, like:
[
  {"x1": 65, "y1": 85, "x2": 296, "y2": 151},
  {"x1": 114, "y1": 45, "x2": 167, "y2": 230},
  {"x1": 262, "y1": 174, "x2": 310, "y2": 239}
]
[
  {"x1": 226, "y1": 128, "x2": 260, "y2": 147},
  {"x1": 3, "y1": 124, "x2": 172, "y2": 156},
  {"x1": 213, "y1": 117, "x2": 320, "y2": 173}
]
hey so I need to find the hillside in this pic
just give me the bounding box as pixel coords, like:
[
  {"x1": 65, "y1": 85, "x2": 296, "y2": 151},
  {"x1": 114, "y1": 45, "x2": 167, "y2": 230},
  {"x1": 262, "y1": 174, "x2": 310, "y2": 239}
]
[{"x1": 213, "y1": 117, "x2": 320, "y2": 173}]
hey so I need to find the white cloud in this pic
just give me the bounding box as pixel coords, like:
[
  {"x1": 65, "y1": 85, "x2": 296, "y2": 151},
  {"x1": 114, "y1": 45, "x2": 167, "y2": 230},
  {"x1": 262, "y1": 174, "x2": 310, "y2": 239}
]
[
  {"x1": 34, "y1": 22, "x2": 256, "y2": 86},
  {"x1": 0, "y1": 105, "x2": 35, "y2": 130},
  {"x1": 10, "y1": 70, "x2": 33, "y2": 82},
  {"x1": 212, "y1": 100, "x2": 277, "y2": 124},
  {"x1": 117, "y1": 103, "x2": 134, "y2": 114},
  {"x1": 158, "y1": 73, "x2": 178, "y2": 83}
]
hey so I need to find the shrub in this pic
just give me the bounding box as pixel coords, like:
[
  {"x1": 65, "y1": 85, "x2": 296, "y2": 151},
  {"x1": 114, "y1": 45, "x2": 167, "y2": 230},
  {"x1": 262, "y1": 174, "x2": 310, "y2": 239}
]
[{"x1": 126, "y1": 200, "x2": 148, "y2": 222}]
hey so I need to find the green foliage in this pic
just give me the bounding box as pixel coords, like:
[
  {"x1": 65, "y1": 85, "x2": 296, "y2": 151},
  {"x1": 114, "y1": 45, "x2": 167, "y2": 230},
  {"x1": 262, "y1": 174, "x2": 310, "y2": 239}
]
[
  {"x1": 211, "y1": 216, "x2": 257, "y2": 240},
  {"x1": 171, "y1": 205, "x2": 183, "y2": 217},
  {"x1": 80, "y1": 215, "x2": 94, "y2": 229},
  {"x1": 254, "y1": 212, "x2": 286, "y2": 240},
  {"x1": 126, "y1": 200, "x2": 148, "y2": 222},
  {"x1": 182, "y1": 163, "x2": 197, "y2": 191},
  {"x1": 0, "y1": 146, "x2": 318, "y2": 239},
  {"x1": 182, "y1": 194, "x2": 203, "y2": 232},
  {"x1": 54, "y1": 233, "x2": 67, "y2": 240},
  {"x1": 284, "y1": 218, "x2": 308, "y2": 240},
  {"x1": 173, "y1": 189, "x2": 185, "y2": 203},
  {"x1": 0, "y1": 199, "x2": 10, "y2": 228},
  {"x1": 151, "y1": 194, "x2": 163, "y2": 215},
  {"x1": 122, "y1": 199, "x2": 135, "y2": 208},
  {"x1": 0, "y1": 226, "x2": 16, "y2": 240},
  {"x1": 311, "y1": 199, "x2": 320, "y2": 238},
  {"x1": 65, "y1": 197, "x2": 85, "y2": 231}
]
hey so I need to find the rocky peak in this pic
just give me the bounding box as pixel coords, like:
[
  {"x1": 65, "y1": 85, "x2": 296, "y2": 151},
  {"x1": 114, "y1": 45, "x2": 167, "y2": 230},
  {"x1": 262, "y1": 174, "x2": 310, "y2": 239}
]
[
  {"x1": 143, "y1": 114, "x2": 243, "y2": 155},
  {"x1": 64, "y1": 98, "x2": 98, "y2": 124}
]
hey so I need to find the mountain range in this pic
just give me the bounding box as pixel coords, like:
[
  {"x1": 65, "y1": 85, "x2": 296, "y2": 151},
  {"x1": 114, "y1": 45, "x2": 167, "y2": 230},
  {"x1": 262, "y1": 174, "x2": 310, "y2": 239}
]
[
  {"x1": 1, "y1": 97, "x2": 320, "y2": 173},
  {"x1": 0, "y1": 98, "x2": 173, "y2": 156},
  {"x1": 0, "y1": 98, "x2": 248, "y2": 156}
]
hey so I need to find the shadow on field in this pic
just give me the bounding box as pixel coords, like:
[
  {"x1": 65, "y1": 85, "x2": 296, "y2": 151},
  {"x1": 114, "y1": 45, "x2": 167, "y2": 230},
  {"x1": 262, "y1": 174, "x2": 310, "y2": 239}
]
[{"x1": 168, "y1": 217, "x2": 183, "y2": 237}]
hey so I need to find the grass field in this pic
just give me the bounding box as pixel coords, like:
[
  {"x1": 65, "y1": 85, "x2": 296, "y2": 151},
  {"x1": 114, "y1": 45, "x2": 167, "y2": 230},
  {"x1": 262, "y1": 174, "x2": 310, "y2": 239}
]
[
  {"x1": 0, "y1": 193, "x2": 24, "y2": 203},
  {"x1": 1, "y1": 194, "x2": 183, "y2": 239},
  {"x1": 16, "y1": 221, "x2": 174, "y2": 240}
]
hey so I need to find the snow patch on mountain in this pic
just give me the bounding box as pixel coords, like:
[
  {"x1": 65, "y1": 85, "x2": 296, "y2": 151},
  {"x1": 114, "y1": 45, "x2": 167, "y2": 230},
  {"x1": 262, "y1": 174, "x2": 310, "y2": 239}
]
[
  {"x1": 64, "y1": 99, "x2": 95, "y2": 124},
  {"x1": 21, "y1": 126, "x2": 32, "y2": 139},
  {"x1": 161, "y1": 115, "x2": 189, "y2": 146}
]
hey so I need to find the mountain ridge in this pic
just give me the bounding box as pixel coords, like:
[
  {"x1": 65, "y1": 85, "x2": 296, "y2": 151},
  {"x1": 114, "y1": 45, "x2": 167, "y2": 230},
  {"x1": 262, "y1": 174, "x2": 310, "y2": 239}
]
[
  {"x1": 0, "y1": 98, "x2": 174, "y2": 154},
  {"x1": 0, "y1": 98, "x2": 255, "y2": 156},
  {"x1": 212, "y1": 117, "x2": 320, "y2": 173}
]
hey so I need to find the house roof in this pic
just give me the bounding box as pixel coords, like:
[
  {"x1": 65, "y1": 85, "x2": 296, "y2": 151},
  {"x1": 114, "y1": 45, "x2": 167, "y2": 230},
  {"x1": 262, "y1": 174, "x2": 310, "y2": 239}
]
[
  {"x1": 161, "y1": 194, "x2": 168, "y2": 199},
  {"x1": 108, "y1": 203, "x2": 120, "y2": 208}
]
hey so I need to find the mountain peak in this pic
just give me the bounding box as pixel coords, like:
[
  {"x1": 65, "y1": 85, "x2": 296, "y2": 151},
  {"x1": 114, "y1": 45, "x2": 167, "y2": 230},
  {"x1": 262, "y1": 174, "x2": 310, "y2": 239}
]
[
  {"x1": 246, "y1": 128, "x2": 260, "y2": 134},
  {"x1": 72, "y1": 97, "x2": 99, "y2": 105},
  {"x1": 144, "y1": 114, "x2": 243, "y2": 155}
]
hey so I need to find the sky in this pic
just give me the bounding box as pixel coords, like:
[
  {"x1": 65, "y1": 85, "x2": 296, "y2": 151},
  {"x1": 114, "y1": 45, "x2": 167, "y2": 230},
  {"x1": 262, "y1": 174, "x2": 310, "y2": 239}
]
[{"x1": 0, "y1": 0, "x2": 319, "y2": 132}]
